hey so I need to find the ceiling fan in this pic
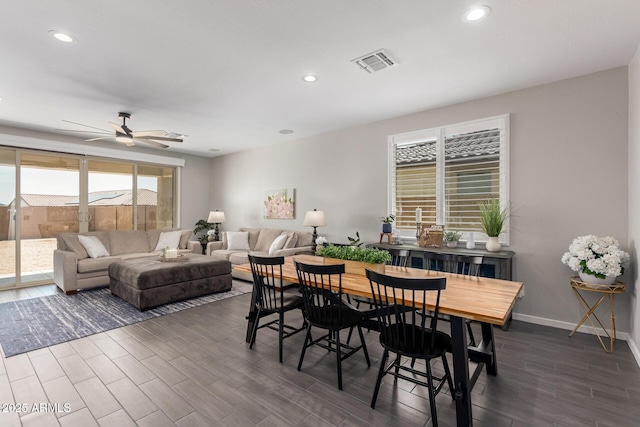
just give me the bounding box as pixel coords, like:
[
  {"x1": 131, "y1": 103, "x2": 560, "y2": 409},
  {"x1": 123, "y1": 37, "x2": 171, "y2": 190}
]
[{"x1": 56, "y1": 112, "x2": 185, "y2": 149}]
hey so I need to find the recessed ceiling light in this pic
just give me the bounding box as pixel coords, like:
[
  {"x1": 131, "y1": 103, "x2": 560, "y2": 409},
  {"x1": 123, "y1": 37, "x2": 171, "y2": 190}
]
[
  {"x1": 279, "y1": 129, "x2": 294, "y2": 134},
  {"x1": 48, "y1": 30, "x2": 76, "y2": 43},
  {"x1": 302, "y1": 75, "x2": 318, "y2": 83},
  {"x1": 462, "y1": 5, "x2": 491, "y2": 22}
]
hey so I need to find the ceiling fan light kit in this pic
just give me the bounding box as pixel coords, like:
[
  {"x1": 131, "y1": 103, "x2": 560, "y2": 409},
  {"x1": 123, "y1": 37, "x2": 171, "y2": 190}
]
[{"x1": 58, "y1": 112, "x2": 184, "y2": 149}]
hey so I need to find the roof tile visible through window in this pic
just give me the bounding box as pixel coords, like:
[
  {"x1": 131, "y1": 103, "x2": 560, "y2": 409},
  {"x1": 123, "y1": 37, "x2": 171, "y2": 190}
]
[{"x1": 397, "y1": 128, "x2": 500, "y2": 165}]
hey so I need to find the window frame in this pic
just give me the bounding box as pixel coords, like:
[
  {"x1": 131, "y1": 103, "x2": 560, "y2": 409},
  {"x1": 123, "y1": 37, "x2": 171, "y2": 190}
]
[{"x1": 388, "y1": 114, "x2": 510, "y2": 245}]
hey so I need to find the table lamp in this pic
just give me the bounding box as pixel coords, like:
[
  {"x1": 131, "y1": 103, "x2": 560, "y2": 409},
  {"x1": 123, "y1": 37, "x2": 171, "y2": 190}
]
[
  {"x1": 303, "y1": 208, "x2": 326, "y2": 252},
  {"x1": 207, "y1": 210, "x2": 226, "y2": 242}
]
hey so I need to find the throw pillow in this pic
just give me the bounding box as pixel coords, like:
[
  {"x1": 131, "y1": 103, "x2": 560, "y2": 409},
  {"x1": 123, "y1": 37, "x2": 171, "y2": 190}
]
[
  {"x1": 268, "y1": 233, "x2": 288, "y2": 255},
  {"x1": 283, "y1": 233, "x2": 298, "y2": 249},
  {"x1": 78, "y1": 235, "x2": 110, "y2": 258},
  {"x1": 226, "y1": 231, "x2": 250, "y2": 251},
  {"x1": 154, "y1": 230, "x2": 182, "y2": 251}
]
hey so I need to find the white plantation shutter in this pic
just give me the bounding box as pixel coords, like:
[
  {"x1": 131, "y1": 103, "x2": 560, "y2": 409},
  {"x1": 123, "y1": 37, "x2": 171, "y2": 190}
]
[{"x1": 390, "y1": 115, "x2": 509, "y2": 243}]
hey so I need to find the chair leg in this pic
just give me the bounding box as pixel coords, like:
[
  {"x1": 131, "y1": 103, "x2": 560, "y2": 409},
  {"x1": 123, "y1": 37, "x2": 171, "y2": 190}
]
[
  {"x1": 425, "y1": 361, "x2": 439, "y2": 427},
  {"x1": 357, "y1": 325, "x2": 371, "y2": 367},
  {"x1": 297, "y1": 323, "x2": 313, "y2": 371},
  {"x1": 335, "y1": 330, "x2": 343, "y2": 390},
  {"x1": 370, "y1": 349, "x2": 389, "y2": 409},
  {"x1": 278, "y1": 312, "x2": 284, "y2": 364},
  {"x1": 394, "y1": 354, "x2": 402, "y2": 380},
  {"x1": 346, "y1": 326, "x2": 354, "y2": 345},
  {"x1": 249, "y1": 308, "x2": 261, "y2": 349}
]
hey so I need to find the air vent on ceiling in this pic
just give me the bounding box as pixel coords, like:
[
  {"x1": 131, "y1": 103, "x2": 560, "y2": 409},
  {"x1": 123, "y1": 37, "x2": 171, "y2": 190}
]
[{"x1": 351, "y1": 49, "x2": 397, "y2": 74}]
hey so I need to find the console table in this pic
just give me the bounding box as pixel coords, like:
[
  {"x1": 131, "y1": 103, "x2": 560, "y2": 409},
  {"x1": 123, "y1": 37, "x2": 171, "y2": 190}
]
[{"x1": 370, "y1": 243, "x2": 515, "y2": 280}]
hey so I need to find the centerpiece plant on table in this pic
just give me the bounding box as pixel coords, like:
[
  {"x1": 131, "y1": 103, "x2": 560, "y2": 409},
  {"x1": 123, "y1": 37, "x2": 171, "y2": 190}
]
[
  {"x1": 561, "y1": 235, "x2": 629, "y2": 286},
  {"x1": 317, "y1": 244, "x2": 391, "y2": 264}
]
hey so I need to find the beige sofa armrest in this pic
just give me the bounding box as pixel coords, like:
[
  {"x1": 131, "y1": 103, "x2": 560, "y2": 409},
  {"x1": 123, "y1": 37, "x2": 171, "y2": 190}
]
[
  {"x1": 53, "y1": 249, "x2": 79, "y2": 295},
  {"x1": 207, "y1": 241, "x2": 224, "y2": 256},
  {"x1": 187, "y1": 240, "x2": 202, "y2": 254}
]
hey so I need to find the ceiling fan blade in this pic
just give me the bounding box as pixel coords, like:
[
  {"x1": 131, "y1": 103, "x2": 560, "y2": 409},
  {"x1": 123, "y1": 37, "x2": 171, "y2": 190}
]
[
  {"x1": 131, "y1": 130, "x2": 167, "y2": 137},
  {"x1": 86, "y1": 137, "x2": 112, "y2": 142},
  {"x1": 134, "y1": 139, "x2": 169, "y2": 149},
  {"x1": 62, "y1": 120, "x2": 111, "y2": 133},
  {"x1": 135, "y1": 135, "x2": 183, "y2": 143},
  {"x1": 55, "y1": 129, "x2": 112, "y2": 135},
  {"x1": 109, "y1": 122, "x2": 128, "y2": 134}
]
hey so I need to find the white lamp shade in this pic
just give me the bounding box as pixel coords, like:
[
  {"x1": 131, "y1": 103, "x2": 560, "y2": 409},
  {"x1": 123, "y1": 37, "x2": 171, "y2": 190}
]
[
  {"x1": 303, "y1": 210, "x2": 326, "y2": 227},
  {"x1": 207, "y1": 211, "x2": 226, "y2": 223}
]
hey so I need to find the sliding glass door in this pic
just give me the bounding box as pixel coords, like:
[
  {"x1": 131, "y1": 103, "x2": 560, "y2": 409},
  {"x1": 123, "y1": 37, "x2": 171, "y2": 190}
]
[
  {"x1": 19, "y1": 153, "x2": 81, "y2": 285},
  {"x1": 0, "y1": 147, "x2": 177, "y2": 289},
  {"x1": 0, "y1": 148, "x2": 16, "y2": 288}
]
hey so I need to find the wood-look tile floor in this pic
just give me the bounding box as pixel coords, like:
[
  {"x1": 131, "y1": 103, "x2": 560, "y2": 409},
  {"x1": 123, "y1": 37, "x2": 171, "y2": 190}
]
[{"x1": 0, "y1": 283, "x2": 639, "y2": 426}]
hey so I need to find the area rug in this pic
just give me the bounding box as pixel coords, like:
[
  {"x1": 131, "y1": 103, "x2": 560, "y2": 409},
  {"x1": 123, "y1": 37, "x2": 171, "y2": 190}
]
[{"x1": 0, "y1": 281, "x2": 252, "y2": 358}]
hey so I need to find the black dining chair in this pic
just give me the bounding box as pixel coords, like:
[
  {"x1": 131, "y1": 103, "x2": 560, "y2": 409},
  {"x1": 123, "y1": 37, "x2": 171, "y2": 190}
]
[
  {"x1": 423, "y1": 252, "x2": 484, "y2": 346},
  {"x1": 248, "y1": 255, "x2": 306, "y2": 363},
  {"x1": 348, "y1": 247, "x2": 412, "y2": 342},
  {"x1": 294, "y1": 260, "x2": 371, "y2": 390},
  {"x1": 366, "y1": 268, "x2": 454, "y2": 427}
]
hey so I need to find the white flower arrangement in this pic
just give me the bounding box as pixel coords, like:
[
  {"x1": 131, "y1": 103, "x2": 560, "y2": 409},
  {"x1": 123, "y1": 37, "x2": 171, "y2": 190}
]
[
  {"x1": 207, "y1": 229, "x2": 215, "y2": 235},
  {"x1": 561, "y1": 235, "x2": 629, "y2": 279},
  {"x1": 315, "y1": 236, "x2": 327, "y2": 246}
]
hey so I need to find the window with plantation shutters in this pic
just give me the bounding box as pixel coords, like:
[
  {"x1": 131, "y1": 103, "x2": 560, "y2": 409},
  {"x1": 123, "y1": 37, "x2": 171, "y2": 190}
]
[{"x1": 389, "y1": 115, "x2": 509, "y2": 244}]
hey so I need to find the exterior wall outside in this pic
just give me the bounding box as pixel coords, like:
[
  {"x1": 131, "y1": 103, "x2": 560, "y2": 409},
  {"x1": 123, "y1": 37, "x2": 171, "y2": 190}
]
[
  {"x1": 628, "y1": 43, "x2": 640, "y2": 360},
  {"x1": 211, "y1": 67, "x2": 631, "y2": 333}
]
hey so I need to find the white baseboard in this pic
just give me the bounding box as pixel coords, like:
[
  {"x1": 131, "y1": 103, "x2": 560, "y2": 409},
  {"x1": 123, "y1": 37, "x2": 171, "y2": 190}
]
[
  {"x1": 511, "y1": 312, "x2": 630, "y2": 341},
  {"x1": 627, "y1": 337, "x2": 640, "y2": 368}
]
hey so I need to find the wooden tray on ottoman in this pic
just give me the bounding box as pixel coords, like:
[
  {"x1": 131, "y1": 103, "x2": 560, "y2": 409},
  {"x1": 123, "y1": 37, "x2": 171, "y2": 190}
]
[{"x1": 108, "y1": 254, "x2": 232, "y2": 311}]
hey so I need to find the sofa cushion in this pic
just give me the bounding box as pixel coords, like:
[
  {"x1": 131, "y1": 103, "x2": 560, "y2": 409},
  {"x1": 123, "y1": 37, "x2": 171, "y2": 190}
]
[
  {"x1": 78, "y1": 235, "x2": 110, "y2": 258},
  {"x1": 229, "y1": 251, "x2": 269, "y2": 265},
  {"x1": 268, "y1": 233, "x2": 288, "y2": 255},
  {"x1": 77, "y1": 256, "x2": 121, "y2": 273},
  {"x1": 283, "y1": 232, "x2": 298, "y2": 249},
  {"x1": 227, "y1": 232, "x2": 250, "y2": 250},
  {"x1": 238, "y1": 228, "x2": 261, "y2": 250},
  {"x1": 154, "y1": 230, "x2": 183, "y2": 250},
  {"x1": 211, "y1": 249, "x2": 238, "y2": 262},
  {"x1": 296, "y1": 231, "x2": 314, "y2": 248},
  {"x1": 59, "y1": 232, "x2": 110, "y2": 260},
  {"x1": 109, "y1": 230, "x2": 150, "y2": 255},
  {"x1": 254, "y1": 229, "x2": 283, "y2": 252},
  {"x1": 179, "y1": 230, "x2": 192, "y2": 249}
]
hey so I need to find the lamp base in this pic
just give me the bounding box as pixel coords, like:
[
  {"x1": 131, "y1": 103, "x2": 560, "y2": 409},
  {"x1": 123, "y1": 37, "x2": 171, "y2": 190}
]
[
  {"x1": 311, "y1": 227, "x2": 318, "y2": 253},
  {"x1": 214, "y1": 224, "x2": 221, "y2": 242}
]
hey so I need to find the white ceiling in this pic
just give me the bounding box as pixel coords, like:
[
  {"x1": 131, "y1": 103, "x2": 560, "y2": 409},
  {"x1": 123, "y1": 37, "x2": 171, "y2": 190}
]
[{"x1": 1, "y1": 1, "x2": 640, "y2": 157}]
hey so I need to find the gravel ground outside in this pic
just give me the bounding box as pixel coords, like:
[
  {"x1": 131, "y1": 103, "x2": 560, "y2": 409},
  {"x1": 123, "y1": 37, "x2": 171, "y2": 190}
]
[{"x1": 0, "y1": 239, "x2": 57, "y2": 275}]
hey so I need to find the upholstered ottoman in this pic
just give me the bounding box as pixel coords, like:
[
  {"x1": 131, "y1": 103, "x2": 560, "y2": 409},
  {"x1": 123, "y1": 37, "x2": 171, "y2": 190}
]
[{"x1": 108, "y1": 254, "x2": 232, "y2": 310}]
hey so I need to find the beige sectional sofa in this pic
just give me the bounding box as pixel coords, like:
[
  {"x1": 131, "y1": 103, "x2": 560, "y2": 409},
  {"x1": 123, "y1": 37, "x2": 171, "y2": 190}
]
[
  {"x1": 206, "y1": 227, "x2": 314, "y2": 280},
  {"x1": 54, "y1": 228, "x2": 199, "y2": 294}
]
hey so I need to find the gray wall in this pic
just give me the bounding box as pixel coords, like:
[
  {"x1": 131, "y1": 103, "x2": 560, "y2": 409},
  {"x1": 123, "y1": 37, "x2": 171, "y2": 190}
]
[
  {"x1": 211, "y1": 67, "x2": 631, "y2": 332},
  {"x1": 629, "y1": 44, "x2": 640, "y2": 356}
]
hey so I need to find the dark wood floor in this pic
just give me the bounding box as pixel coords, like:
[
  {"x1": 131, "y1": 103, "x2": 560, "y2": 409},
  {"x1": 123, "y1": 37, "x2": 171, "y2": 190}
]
[{"x1": 0, "y1": 282, "x2": 639, "y2": 426}]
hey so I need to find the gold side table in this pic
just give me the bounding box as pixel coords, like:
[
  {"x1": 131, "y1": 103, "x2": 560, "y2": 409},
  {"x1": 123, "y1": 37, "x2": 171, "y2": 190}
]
[{"x1": 569, "y1": 276, "x2": 626, "y2": 353}]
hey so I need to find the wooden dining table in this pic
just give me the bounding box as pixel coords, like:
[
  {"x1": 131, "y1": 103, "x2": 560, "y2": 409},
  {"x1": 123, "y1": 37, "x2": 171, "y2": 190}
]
[{"x1": 234, "y1": 255, "x2": 523, "y2": 427}]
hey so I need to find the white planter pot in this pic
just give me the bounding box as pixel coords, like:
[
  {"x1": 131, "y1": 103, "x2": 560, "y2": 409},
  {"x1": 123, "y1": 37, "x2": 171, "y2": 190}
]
[
  {"x1": 485, "y1": 236, "x2": 501, "y2": 252},
  {"x1": 578, "y1": 271, "x2": 617, "y2": 288},
  {"x1": 446, "y1": 241, "x2": 458, "y2": 248}
]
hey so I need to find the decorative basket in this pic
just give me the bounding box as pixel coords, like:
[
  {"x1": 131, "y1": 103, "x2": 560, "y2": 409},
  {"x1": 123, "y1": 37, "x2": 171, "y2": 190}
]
[{"x1": 418, "y1": 225, "x2": 444, "y2": 248}]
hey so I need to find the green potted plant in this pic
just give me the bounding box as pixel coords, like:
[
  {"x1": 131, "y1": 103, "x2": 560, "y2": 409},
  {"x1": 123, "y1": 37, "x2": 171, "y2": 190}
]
[
  {"x1": 478, "y1": 199, "x2": 509, "y2": 252},
  {"x1": 193, "y1": 219, "x2": 215, "y2": 244},
  {"x1": 380, "y1": 214, "x2": 396, "y2": 233},
  {"x1": 317, "y1": 244, "x2": 391, "y2": 275},
  {"x1": 443, "y1": 231, "x2": 462, "y2": 248}
]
